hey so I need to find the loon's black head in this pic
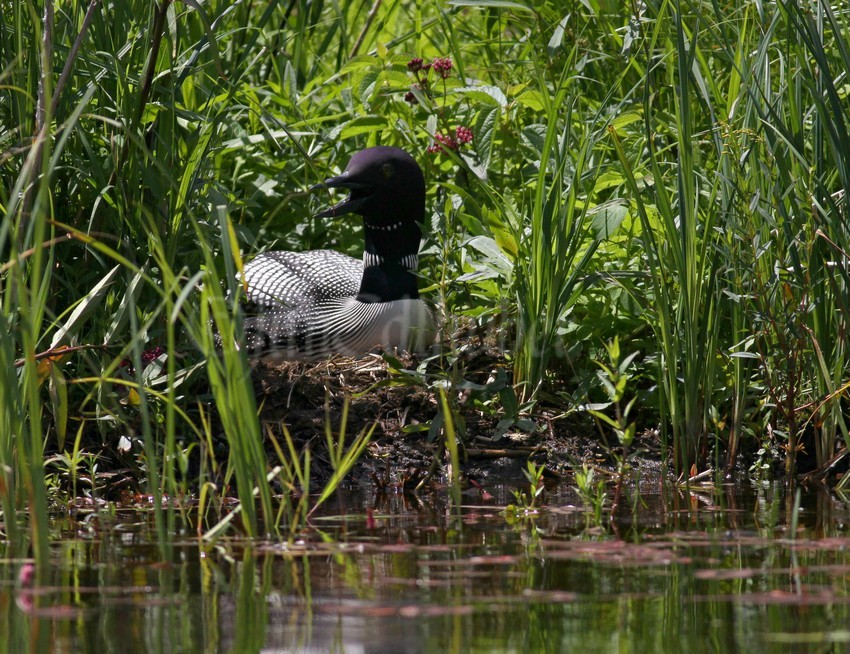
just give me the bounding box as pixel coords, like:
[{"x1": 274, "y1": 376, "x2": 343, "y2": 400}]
[
  {"x1": 312, "y1": 146, "x2": 426, "y2": 230},
  {"x1": 313, "y1": 147, "x2": 426, "y2": 302}
]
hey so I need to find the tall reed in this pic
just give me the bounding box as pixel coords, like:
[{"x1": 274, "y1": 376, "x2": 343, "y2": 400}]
[
  {"x1": 507, "y1": 15, "x2": 607, "y2": 404},
  {"x1": 0, "y1": 0, "x2": 287, "y2": 544},
  {"x1": 609, "y1": 0, "x2": 722, "y2": 473},
  {"x1": 702, "y1": 0, "x2": 850, "y2": 475},
  {"x1": 608, "y1": 0, "x2": 850, "y2": 475},
  {"x1": 1, "y1": 0, "x2": 56, "y2": 572},
  {"x1": 777, "y1": 0, "x2": 850, "y2": 472}
]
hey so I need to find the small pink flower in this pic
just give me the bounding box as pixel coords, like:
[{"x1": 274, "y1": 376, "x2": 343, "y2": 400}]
[
  {"x1": 18, "y1": 564, "x2": 35, "y2": 588},
  {"x1": 120, "y1": 346, "x2": 165, "y2": 375},
  {"x1": 432, "y1": 57, "x2": 453, "y2": 79},
  {"x1": 407, "y1": 57, "x2": 424, "y2": 73},
  {"x1": 455, "y1": 126, "x2": 473, "y2": 144},
  {"x1": 427, "y1": 127, "x2": 473, "y2": 154},
  {"x1": 427, "y1": 132, "x2": 459, "y2": 154},
  {"x1": 141, "y1": 346, "x2": 165, "y2": 367}
]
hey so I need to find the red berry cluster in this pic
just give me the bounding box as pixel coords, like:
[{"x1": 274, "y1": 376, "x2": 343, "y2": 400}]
[
  {"x1": 455, "y1": 126, "x2": 474, "y2": 144},
  {"x1": 403, "y1": 86, "x2": 421, "y2": 104},
  {"x1": 426, "y1": 126, "x2": 474, "y2": 153}
]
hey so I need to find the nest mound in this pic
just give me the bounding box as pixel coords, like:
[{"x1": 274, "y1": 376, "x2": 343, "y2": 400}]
[{"x1": 250, "y1": 353, "x2": 663, "y2": 489}]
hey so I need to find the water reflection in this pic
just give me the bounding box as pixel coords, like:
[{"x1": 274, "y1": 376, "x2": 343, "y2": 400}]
[{"x1": 4, "y1": 482, "x2": 850, "y2": 653}]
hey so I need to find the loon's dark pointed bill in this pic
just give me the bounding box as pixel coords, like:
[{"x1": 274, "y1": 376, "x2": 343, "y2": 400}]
[
  {"x1": 312, "y1": 174, "x2": 372, "y2": 219},
  {"x1": 313, "y1": 193, "x2": 370, "y2": 219},
  {"x1": 310, "y1": 171, "x2": 355, "y2": 190}
]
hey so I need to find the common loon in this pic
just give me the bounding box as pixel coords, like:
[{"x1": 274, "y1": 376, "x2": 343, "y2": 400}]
[{"x1": 239, "y1": 146, "x2": 435, "y2": 360}]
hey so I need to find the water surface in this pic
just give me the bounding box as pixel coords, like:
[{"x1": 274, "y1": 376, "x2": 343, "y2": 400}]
[{"x1": 4, "y1": 481, "x2": 850, "y2": 653}]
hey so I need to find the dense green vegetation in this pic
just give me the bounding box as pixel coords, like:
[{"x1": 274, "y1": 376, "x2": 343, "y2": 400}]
[{"x1": 1, "y1": 0, "x2": 849, "y2": 558}]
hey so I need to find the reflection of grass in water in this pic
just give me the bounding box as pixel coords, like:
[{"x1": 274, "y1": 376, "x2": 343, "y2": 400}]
[{"x1": 12, "y1": 483, "x2": 850, "y2": 652}]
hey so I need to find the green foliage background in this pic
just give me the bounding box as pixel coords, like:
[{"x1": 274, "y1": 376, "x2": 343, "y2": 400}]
[{"x1": 1, "y1": 0, "x2": 850, "y2": 549}]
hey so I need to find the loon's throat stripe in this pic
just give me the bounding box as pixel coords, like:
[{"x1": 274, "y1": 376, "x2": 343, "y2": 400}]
[{"x1": 363, "y1": 252, "x2": 419, "y2": 270}]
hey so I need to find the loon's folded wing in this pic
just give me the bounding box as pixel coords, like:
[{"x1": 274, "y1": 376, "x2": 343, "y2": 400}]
[{"x1": 240, "y1": 249, "x2": 362, "y2": 309}]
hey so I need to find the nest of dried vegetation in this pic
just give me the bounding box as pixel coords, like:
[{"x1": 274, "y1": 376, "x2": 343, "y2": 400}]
[{"x1": 250, "y1": 351, "x2": 666, "y2": 490}]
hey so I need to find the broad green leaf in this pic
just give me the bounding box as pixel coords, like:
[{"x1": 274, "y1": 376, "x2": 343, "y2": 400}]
[
  {"x1": 474, "y1": 105, "x2": 500, "y2": 170},
  {"x1": 104, "y1": 269, "x2": 144, "y2": 346},
  {"x1": 515, "y1": 89, "x2": 545, "y2": 111},
  {"x1": 339, "y1": 55, "x2": 380, "y2": 75},
  {"x1": 612, "y1": 111, "x2": 643, "y2": 130},
  {"x1": 589, "y1": 200, "x2": 628, "y2": 239},
  {"x1": 548, "y1": 15, "x2": 570, "y2": 55},
  {"x1": 458, "y1": 85, "x2": 507, "y2": 107},
  {"x1": 521, "y1": 124, "x2": 547, "y2": 155},
  {"x1": 467, "y1": 235, "x2": 514, "y2": 277},
  {"x1": 338, "y1": 116, "x2": 390, "y2": 139},
  {"x1": 730, "y1": 352, "x2": 760, "y2": 359}
]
